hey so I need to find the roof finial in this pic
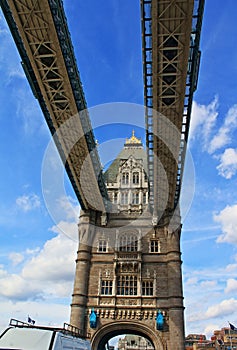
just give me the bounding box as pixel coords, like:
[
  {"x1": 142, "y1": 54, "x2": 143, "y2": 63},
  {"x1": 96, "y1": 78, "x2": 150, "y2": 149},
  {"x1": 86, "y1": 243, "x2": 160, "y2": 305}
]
[{"x1": 125, "y1": 130, "x2": 142, "y2": 145}]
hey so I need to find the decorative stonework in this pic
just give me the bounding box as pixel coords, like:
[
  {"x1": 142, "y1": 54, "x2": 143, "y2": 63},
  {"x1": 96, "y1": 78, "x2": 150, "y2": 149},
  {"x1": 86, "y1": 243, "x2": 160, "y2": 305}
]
[
  {"x1": 90, "y1": 308, "x2": 162, "y2": 321},
  {"x1": 70, "y1": 134, "x2": 185, "y2": 350}
]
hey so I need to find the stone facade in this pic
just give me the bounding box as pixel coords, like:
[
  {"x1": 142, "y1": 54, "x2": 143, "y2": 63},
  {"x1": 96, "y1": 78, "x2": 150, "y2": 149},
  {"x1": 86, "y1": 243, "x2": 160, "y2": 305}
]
[
  {"x1": 70, "y1": 133, "x2": 185, "y2": 350},
  {"x1": 118, "y1": 334, "x2": 154, "y2": 350}
]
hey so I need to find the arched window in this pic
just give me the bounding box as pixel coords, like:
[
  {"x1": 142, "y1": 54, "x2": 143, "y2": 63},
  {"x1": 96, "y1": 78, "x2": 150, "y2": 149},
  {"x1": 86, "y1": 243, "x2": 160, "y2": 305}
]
[
  {"x1": 122, "y1": 172, "x2": 129, "y2": 185},
  {"x1": 119, "y1": 233, "x2": 138, "y2": 252},
  {"x1": 133, "y1": 172, "x2": 139, "y2": 184}
]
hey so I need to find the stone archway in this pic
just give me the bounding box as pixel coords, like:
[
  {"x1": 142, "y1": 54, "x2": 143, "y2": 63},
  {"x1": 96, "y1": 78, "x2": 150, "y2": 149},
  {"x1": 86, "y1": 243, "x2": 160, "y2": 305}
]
[{"x1": 91, "y1": 321, "x2": 165, "y2": 350}]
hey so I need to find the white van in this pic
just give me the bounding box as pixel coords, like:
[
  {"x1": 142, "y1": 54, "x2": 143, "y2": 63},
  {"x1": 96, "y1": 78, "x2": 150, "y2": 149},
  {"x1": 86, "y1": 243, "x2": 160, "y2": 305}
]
[{"x1": 0, "y1": 319, "x2": 91, "y2": 350}]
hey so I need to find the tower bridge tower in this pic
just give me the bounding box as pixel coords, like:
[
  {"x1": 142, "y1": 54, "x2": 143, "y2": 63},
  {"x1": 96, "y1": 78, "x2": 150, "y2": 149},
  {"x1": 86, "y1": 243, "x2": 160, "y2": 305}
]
[
  {"x1": 0, "y1": 0, "x2": 204, "y2": 348},
  {"x1": 70, "y1": 132, "x2": 184, "y2": 350}
]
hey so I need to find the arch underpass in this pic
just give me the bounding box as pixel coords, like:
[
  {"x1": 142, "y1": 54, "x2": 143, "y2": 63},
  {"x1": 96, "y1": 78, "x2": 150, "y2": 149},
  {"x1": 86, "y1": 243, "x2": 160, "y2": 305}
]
[{"x1": 91, "y1": 321, "x2": 164, "y2": 350}]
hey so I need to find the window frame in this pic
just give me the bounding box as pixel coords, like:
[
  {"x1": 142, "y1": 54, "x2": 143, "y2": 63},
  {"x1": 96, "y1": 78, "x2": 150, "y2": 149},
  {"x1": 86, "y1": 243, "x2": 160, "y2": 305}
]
[
  {"x1": 101, "y1": 280, "x2": 113, "y2": 295},
  {"x1": 142, "y1": 280, "x2": 154, "y2": 296},
  {"x1": 98, "y1": 239, "x2": 107, "y2": 252},
  {"x1": 150, "y1": 239, "x2": 160, "y2": 253},
  {"x1": 120, "y1": 192, "x2": 128, "y2": 205},
  {"x1": 122, "y1": 172, "x2": 129, "y2": 185},
  {"x1": 132, "y1": 192, "x2": 140, "y2": 205},
  {"x1": 117, "y1": 275, "x2": 137, "y2": 295},
  {"x1": 132, "y1": 171, "x2": 139, "y2": 185},
  {"x1": 119, "y1": 233, "x2": 138, "y2": 252}
]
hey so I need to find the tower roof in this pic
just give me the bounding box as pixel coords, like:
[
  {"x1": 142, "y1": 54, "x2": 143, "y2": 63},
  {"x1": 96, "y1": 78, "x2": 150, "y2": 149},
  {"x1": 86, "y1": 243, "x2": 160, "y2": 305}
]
[{"x1": 104, "y1": 131, "x2": 147, "y2": 183}]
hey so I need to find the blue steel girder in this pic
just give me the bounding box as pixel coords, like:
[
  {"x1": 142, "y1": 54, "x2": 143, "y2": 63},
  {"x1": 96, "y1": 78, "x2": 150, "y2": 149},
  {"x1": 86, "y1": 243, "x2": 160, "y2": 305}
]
[
  {"x1": 0, "y1": 0, "x2": 108, "y2": 213},
  {"x1": 141, "y1": 0, "x2": 204, "y2": 222}
]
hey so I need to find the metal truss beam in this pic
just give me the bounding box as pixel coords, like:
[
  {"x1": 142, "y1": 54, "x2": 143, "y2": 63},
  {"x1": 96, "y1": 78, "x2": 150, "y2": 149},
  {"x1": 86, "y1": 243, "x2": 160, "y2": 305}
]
[
  {"x1": 1, "y1": 0, "x2": 108, "y2": 213},
  {"x1": 141, "y1": 0, "x2": 204, "y2": 222}
]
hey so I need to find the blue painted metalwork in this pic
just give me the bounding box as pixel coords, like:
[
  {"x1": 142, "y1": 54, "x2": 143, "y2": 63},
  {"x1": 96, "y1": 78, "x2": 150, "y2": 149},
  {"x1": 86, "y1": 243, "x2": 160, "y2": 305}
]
[
  {"x1": 156, "y1": 310, "x2": 164, "y2": 331},
  {"x1": 89, "y1": 309, "x2": 97, "y2": 329}
]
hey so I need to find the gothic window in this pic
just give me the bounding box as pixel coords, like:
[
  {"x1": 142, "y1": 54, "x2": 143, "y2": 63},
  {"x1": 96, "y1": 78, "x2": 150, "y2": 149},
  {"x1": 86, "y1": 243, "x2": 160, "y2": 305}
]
[
  {"x1": 132, "y1": 192, "x2": 139, "y2": 205},
  {"x1": 122, "y1": 172, "x2": 129, "y2": 185},
  {"x1": 133, "y1": 172, "x2": 139, "y2": 184},
  {"x1": 117, "y1": 275, "x2": 137, "y2": 295},
  {"x1": 98, "y1": 239, "x2": 107, "y2": 252},
  {"x1": 101, "y1": 280, "x2": 113, "y2": 295},
  {"x1": 142, "y1": 280, "x2": 154, "y2": 296},
  {"x1": 121, "y1": 192, "x2": 128, "y2": 205},
  {"x1": 119, "y1": 233, "x2": 138, "y2": 252},
  {"x1": 113, "y1": 192, "x2": 118, "y2": 203},
  {"x1": 150, "y1": 239, "x2": 160, "y2": 253},
  {"x1": 144, "y1": 171, "x2": 148, "y2": 182},
  {"x1": 143, "y1": 192, "x2": 147, "y2": 204}
]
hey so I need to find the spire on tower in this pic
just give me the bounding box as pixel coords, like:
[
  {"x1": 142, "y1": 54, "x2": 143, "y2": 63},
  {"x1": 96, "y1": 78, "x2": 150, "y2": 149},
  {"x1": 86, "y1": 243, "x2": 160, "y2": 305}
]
[{"x1": 125, "y1": 130, "x2": 142, "y2": 146}]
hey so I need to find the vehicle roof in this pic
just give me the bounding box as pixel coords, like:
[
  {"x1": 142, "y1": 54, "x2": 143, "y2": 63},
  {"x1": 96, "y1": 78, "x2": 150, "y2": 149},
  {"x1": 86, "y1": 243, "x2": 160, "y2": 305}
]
[{"x1": 0, "y1": 327, "x2": 54, "y2": 350}]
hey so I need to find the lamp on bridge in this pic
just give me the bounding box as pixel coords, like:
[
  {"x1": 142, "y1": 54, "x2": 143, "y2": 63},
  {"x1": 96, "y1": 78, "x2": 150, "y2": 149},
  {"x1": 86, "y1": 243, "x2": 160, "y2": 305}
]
[{"x1": 89, "y1": 308, "x2": 97, "y2": 329}]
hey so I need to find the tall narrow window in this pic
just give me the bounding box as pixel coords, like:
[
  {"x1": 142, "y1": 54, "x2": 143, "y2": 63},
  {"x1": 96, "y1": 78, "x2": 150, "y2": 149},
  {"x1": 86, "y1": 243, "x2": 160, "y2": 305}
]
[
  {"x1": 142, "y1": 281, "x2": 153, "y2": 296},
  {"x1": 132, "y1": 192, "x2": 139, "y2": 204},
  {"x1": 117, "y1": 276, "x2": 137, "y2": 295},
  {"x1": 114, "y1": 192, "x2": 118, "y2": 203},
  {"x1": 101, "y1": 280, "x2": 113, "y2": 295},
  {"x1": 98, "y1": 239, "x2": 107, "y2": 252},
  {"x1": 150, "y1": 239, "x2": 160, "y2": 253},
  {"x1": 133, "y1": 172, "x2": 139, "y2": 184},
  {"x1": 143, "y1": 192, "x2": 147, "y2": 204},
  {"x1": 121, "y1": 192, "x2": 128, "y2": 205},
  {"x1": 122, "y1": 172, "x2": 129, "y2": 185}
]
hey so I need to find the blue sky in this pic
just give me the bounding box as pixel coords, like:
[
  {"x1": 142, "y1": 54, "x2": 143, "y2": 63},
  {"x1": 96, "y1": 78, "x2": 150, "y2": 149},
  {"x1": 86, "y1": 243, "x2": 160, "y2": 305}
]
[{"x1": 1, "y1": 0, "x2": 237, "y2": 341}]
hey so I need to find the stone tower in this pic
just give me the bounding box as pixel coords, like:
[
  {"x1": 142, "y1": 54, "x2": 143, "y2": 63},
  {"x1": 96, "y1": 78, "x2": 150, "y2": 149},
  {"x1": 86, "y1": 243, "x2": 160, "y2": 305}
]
[{"x1": 70, "y1": 132, "x2": 185, "y2": 350}]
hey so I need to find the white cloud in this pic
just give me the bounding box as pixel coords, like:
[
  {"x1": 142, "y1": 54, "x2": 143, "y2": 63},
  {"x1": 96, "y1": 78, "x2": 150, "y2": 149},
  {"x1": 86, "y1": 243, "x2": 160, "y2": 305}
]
[
  {"x1": 185, "y1": 277, "x2": 198, "y2": 286},
  {"x1": 225, "y1": 279, "x2": 237, "y2": 294},
  {"x1": 204, "y1": 324, "x2": 220, "y2": 339},
  {"x1": 209, "y1": 105, "x2": 237, "y2": 154},
  {"x1": 8, "y1": 252, "x2": 24, "y2": 266},
  {"x1": 50, "y1": 220, "x2": 78, "y2": 241},
  {"x1": 216, "y1": 148, "x2": 237, "y2": 179},
  {"x1": 183, "y1": 261, "x2": 237, "y2": 335},
  {"x1": 200, "y1": 280, "x2": 217, "y2": 289},
  {"x1": 190, "y1": 101, "x2": 237, "y2": 179},
  {"x1": 22, "y1": 232, "x2": 77, "y2": 283},
  {"x1": 190, "y1": 97, "x2": 219, "y2": 147},
  {"x1": 16, "y1": 194, "x2": 41, "y2": 212},
  {"x1": 0, "y1": 193, "x2": 79, "y2": 302},
  {"x1": 56, "y1": 196, "x2": 80, "y2": 221},
  {"x1": 0, "y1": 232, "x2": 77, "y2": 302},
  {"x1": 0, "y1": 274, "x2": 42, "y2": 301},
  {"x1": 205, "y1": 298, "x2": 237, "y2": 319},
  {"x1": 214, "y1": 204, "x2": 237, "y2": 244}
]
